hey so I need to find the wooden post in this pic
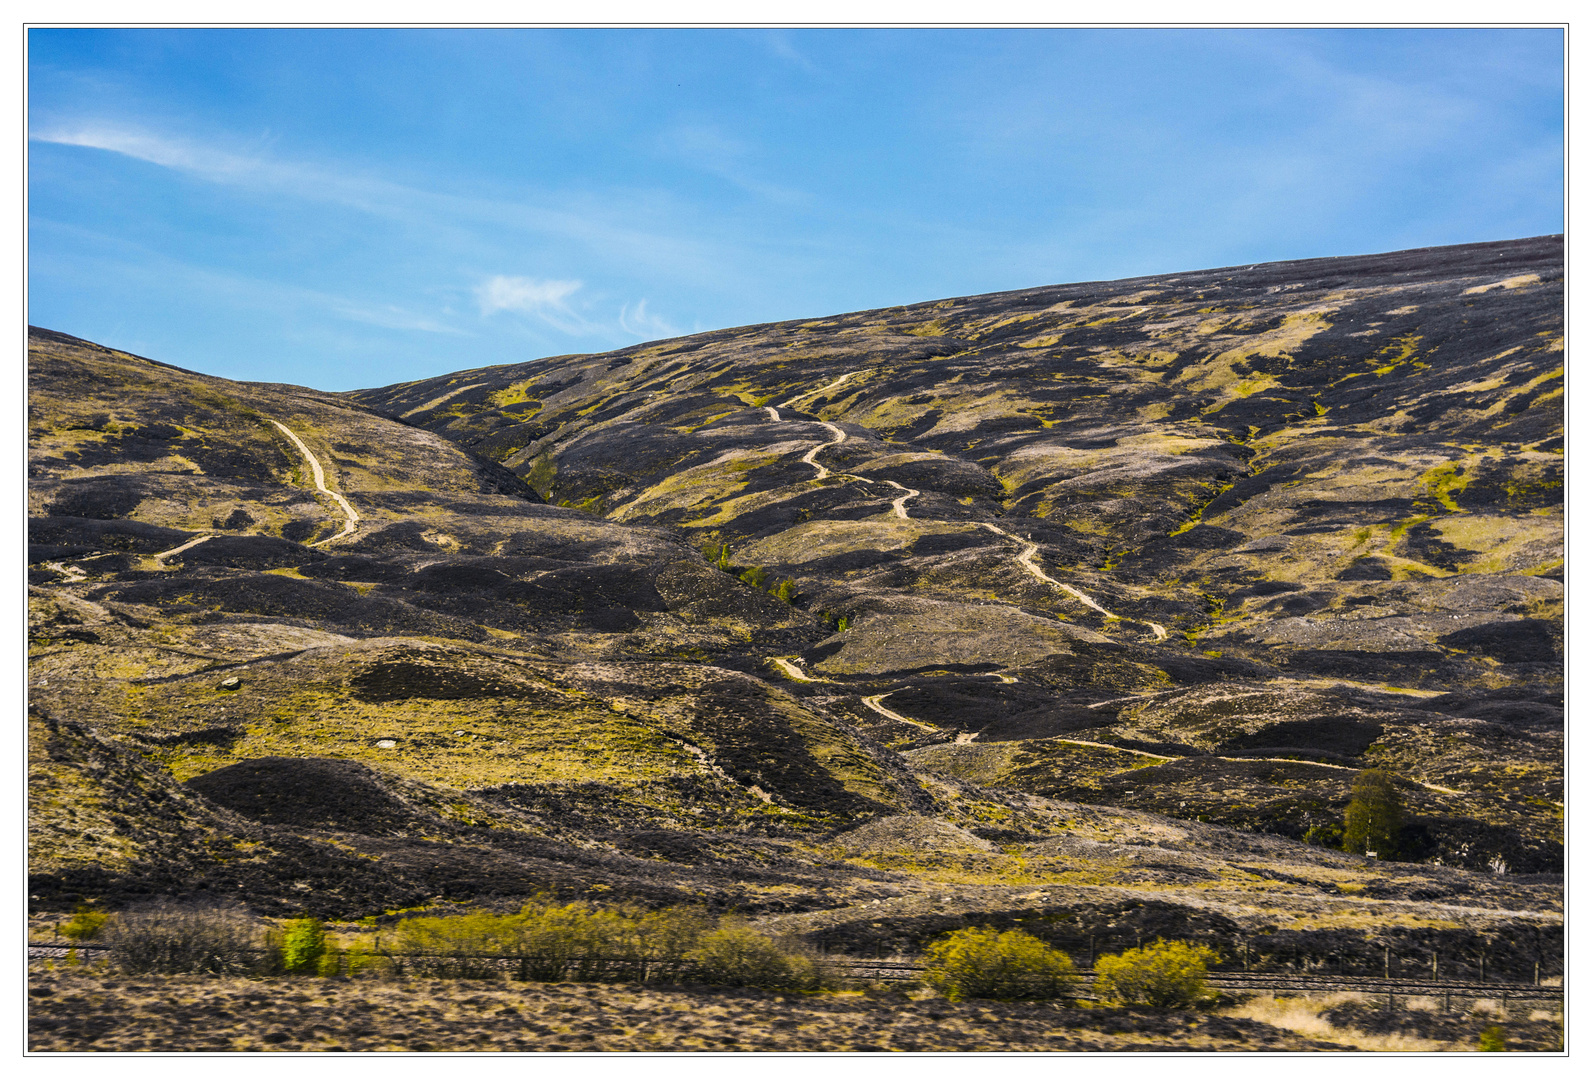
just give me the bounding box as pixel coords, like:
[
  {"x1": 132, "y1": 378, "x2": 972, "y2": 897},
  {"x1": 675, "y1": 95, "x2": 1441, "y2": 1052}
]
[
  {"x1": 1432, "y1": 951, "x2": 1438, "y2": 982},
  {"x1": 1384, "y1": 945, "x2": 1390, "y2": 981},
  {"x1": 1535, "y1": 961, "x2": 1540, "y2": 986}
]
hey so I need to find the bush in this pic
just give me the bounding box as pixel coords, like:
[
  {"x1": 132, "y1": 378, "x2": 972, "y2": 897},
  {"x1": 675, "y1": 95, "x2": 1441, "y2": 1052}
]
[
  {"x1": 739, "y1": 566, "x2": 769, "y2": 589},
  {"x1": 921, "y1": 926, "x2": 1079, "y2": 1002},
  {"x1": 60, "y1": 905, "x2": 109, "y2": 942},
  {"x1": 279, "y1": 917, "x2": 329, "y2": 974},
  {"x1": 1303, "y1": 822, "x2": 1344, "y2": 848},
  {"x1": 1343, "y1": 768, "x2": 1403, "y2": 857},
  {"x1": 391, "y1": 909, "x2": 531, "y2": 979},
  {"x1": 1092, "y1": 939, "x2": 1219, "y2": 1007},
  {"x1": 1478, "y1": 1024, "x2": 1507, "y2": 1052},
  {"x1": 772, "y1": 579, "x2": 797, "y2": 604},
  {"x1": 687, "y1": 924, "x2": 825, "y2": 991},
  {"x1": 106, "y1": 900, "x2": 264, "y2": 975},
  {"x1": 389, "y1": 898, "x2": 714, "y2": 983}
]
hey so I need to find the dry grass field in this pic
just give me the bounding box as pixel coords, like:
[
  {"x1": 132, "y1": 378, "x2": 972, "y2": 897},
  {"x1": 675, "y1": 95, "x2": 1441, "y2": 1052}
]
[
  {"x1": 28, "y1": 965, "x2": 1356, "y2": 1053},
  {"x1": 29, "y1": 965, "x2": 1562, "y2": 1053}
]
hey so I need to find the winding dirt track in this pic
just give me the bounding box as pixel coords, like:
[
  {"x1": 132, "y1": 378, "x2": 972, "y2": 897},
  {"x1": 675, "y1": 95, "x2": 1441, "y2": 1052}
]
[
  {"x1": 860, "y1": 691, "x2": 943, "y2": 734},
  {"x1": 880, "y1": 479, "x2": 919, "y2": 521},
  {"x1": 769, "y1": 657, "x2": 818, "y2": 682},
  {"x1": 151, "y1": 534, "x2": 217, "y2": 564},
  {"x1": 800, "y1": 422, "x2": 849, "y2": 481},
  {"x1": 780, "y1": 370, "x2": 862, "y2": 411},
  {"x1": 268, "y1": 418, "x2": 361, "y2": 545},
  {"x1": 978, "y1": 522, "x2": 1168, "y2": 640}
]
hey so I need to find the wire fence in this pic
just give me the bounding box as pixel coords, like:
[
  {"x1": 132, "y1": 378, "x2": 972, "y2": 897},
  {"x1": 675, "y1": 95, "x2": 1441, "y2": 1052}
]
[{"x1": 26, "y1": 941, "x2": 1563, "y2": 1004}]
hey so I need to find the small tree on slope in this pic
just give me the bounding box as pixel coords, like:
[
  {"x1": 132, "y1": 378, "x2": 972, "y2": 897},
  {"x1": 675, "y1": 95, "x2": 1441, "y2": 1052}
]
[{"x1": 1342, "y1": 768, "x2": 1403, "y2": 858}]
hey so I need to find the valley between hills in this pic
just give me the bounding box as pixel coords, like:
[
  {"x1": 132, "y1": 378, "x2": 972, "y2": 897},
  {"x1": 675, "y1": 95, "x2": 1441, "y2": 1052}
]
[{"x1": 27, "y1": 236, "x2": 1563, "y2": 994}]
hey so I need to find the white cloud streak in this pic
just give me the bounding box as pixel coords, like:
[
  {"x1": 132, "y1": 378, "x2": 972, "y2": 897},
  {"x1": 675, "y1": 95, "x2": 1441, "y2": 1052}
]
[
  {"x1": 618, "y1": 299, "x2": 679, "y2": 340},
  {"x1": 475, "y1": 274, "x2": 606, "y2": 337},
  {"x1": 30, "y1": 121, "x2": 741, "y2": 288},
  {"x1": 476, "y1": 275, "x2": 583, "y2": 317}
]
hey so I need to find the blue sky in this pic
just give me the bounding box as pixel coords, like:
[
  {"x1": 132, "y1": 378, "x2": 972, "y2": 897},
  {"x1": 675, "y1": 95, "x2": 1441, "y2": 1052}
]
[{"x1": 27, "y1": 28, "x2": 1564, "y2": 392}]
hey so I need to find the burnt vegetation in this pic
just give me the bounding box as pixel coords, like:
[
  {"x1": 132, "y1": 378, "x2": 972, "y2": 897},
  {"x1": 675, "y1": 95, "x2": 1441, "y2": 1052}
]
[{"x1": 27, "y1": 238, "x2": 1562, "y2": 1050}]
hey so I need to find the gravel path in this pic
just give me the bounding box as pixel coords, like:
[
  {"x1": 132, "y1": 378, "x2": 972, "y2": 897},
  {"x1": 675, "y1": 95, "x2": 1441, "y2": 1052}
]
[
  {"x1": 881, "y1": 479, "x2": 920, "y2": 521},
  {"x1": 268, "y1": 418, "x2": 361, "y2": 545},
  {"x1": 800, "y1": 422, "x2": 849, "y2": 481},
  {"x1": 979, "y1": 522, "x2": 1168, "y2": 639}
]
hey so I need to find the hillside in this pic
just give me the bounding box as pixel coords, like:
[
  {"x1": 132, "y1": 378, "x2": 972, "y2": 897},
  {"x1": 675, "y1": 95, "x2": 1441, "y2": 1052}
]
[{"x1": 27, "y1": 236, "x2": 1562, "y2": 978}]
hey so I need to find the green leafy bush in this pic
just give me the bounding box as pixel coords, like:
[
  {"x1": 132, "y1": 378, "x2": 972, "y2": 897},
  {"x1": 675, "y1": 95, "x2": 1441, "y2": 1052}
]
[
  {"x1": 106, "y1": 901, "x2": 264, "y2": 975},
  {"x1": 390, "y1": 898, "x2": 713, "y2": 983},
  {"x1": 687, "y1": 923, "x2": 825, "y2": 991},
  {"x1": 1478, "y1": 1024, "x2": 1507, "y2": 1052},
  {"x1": 1092, "y1": 939, "x2": 1219, "y2": 1007},
  {"x1": 279, "y1": 917, "x2": 329, "y2": 974},
  {"x1": 1303, "y1": 822, "x2": 1344, "y2": 848},
  {"x1": 1342, "y1": 768, "x2": 1403, "y2": 857},
  {"x1": 773, "y1": 578, "x2": 797, "y2": 604},
  {"x1": 739, "y1": 566, "x2": 769, "y2": 589},
  {"x1": 60, "y1": 905, "x2": 110, "y2": 942},
  {"x1": 921, "y1": 926, "x2": 1079, "y2": 1002}
]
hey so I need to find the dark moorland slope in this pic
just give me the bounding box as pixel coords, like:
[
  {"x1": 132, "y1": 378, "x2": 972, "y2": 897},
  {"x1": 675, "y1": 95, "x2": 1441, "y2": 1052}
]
[{"x1": 28, "y1": 236, "x2": 1562, "y2": 978}]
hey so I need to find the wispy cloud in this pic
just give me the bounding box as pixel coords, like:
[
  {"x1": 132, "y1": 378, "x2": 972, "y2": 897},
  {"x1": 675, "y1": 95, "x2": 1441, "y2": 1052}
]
[
  {"x1": 31, "y1": 120, "x2": 747, "y2": 288},
  {"x1": 476, "y1": 275, "x2": 582, "y2": 316},
  {"x1": 761, "y1": 31, "x2": 818, "y2": 73},
  {"x1": 475, "y1": 274, "x2": 599, "y2": 336},
  {"x1": 331, "y1": 301, "x2": 463, "y2": 335},
  {"x1": 656, "y1": 123, "x2": 810, "y2": 205},
  {"x1": 618, "y1": 299, "x2": 679, "y2": 340},
  {"x1": 30, "y1": 215, "x2": 466, "y2": 338}
]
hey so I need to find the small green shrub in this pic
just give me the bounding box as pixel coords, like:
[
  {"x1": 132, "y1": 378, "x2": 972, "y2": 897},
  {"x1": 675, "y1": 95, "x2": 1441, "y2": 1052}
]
[
  {"x1": 713, "y1": 544, "x2": 734, "y2": 572},
  {"x1": 837, "y1": 615, "x2": 851, "y2": 632},
  {"x1": 60, "y1": 905, "x2": 110, "y2": 942},
  {"x1": 921, "y1": 926, "x2": 1079, "y2": 1002},
  {"x1": 280, "y1": 917, "x2": 329, "y2": 974},
  {"x1": 772, "y1": 578, "x2": 797, "y2": 604},
  {"x1": 1303, "y1": 822, "x2": 1344, "y2": 848},
  {"x1": 1478, "y1": 1024, "x2": 1507, "y2": 1052},
  {"x1": 687, "y1": 924, "x2": 824, "y2": 991},
  {"x1": 106, "y1": 900, "x2": 264, "y2": 976},
  {"x1": 739, "y1": 566, "x2": 769, "y2": 589},
  {"x1": 315, "y1": 943, "x2": 344, "y2": 977},
  {"x1": 1092, "y1": 939, "x2": 1219, "y2": 1008}
]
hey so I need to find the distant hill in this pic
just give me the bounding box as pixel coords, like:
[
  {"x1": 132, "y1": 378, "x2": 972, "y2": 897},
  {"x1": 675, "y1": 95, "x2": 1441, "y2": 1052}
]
[{"x1": 27, "y1": 236, "x2": 1562, "y2": 978}]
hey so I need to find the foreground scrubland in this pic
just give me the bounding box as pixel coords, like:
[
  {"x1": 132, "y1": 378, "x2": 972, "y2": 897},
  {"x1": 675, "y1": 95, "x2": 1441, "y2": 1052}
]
[
  {"x1": 18, "y1": 965, "x2": 1328, "y2": 1052},
  {"x1": 28, "y1": 966, "x2": 1562, "y2": 1053}
]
